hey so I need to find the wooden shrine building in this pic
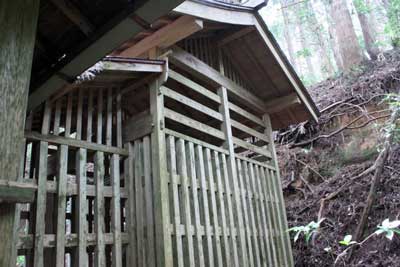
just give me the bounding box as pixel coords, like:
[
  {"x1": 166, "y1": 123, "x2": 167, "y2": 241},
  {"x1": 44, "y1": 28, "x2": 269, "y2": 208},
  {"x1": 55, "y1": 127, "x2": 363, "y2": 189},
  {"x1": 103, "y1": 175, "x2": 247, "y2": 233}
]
[{"x1": 0, "y1": 1, "x2": 319, "y2": 267}]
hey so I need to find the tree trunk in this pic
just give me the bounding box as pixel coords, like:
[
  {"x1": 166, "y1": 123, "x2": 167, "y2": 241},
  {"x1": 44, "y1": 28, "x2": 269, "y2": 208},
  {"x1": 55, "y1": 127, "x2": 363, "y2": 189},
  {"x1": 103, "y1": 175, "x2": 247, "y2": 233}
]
[
  {"x1": 329, "y1": 0, "x2": 364, "y2": 70},
  {"x1": 306, "y1": 1, "x2": 335, "y2": 77},
  {"x1": 354, "y1": 0, "x2": 380, "y2": 59},
  {"x1": 0, "y1": 1, "x2": 40, "y2": 267},
  {"x1": 280, "y1": 0, "x2": 299, "y2": 72}
]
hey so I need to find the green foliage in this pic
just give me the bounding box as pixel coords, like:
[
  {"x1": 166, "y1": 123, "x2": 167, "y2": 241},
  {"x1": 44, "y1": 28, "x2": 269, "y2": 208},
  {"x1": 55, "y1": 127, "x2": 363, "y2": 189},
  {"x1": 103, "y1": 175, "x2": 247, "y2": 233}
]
[
  {"x1": 375, "y1": 219, "x2": 400, "y2": 240},
  {"x1": 339, "y1": 234, "x2": 357, "y2": 246},
  {"x1": 16, "y1": 256, "x2": 25, "y2": 267},
  {"x1": 353, "y1": 0, "x2": 372, "y2": 14},
  {"x1": 384, "y1": 0, "x2": 400, "y2": 47},
  {"x1": 288, "y1": 219, "x2": 325, "y2": 243},
  {"x1": 296, "y1": 48, "x2": 312, "y2": 58}
]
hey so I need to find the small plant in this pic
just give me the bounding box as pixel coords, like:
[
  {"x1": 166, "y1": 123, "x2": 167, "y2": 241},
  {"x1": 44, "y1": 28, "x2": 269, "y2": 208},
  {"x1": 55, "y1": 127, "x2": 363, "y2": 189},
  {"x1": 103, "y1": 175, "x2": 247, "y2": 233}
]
[
  {"x1": 375, "y1": 218, "x2": 400, "y2": 240},
  {"x1": 338, "y1": 234, "x2": 357, "y2": 246},
  {"x1": 288, "y1": 218, "x2": 325, "y2": 243}
]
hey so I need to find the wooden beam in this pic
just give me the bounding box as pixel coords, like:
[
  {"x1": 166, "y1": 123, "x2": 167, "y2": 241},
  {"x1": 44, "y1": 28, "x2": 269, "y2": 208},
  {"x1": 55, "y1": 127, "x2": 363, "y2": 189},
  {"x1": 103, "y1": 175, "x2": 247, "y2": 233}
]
[
  {"x1": 170, "y1": 46, "x2": 266, "y2": 113},
  {"x1": 118, "y1": 15, "x2": 203, "y2": 58},
  {"x1": 28, "y1": 0, "x2": 186, "y2": 111},
  {"x1": 25, "y1": 131, "x2": 129, "y2": 156},
  {"x1": 173, "y1": 1, "x2": 255, "y2": 26},
  {"x1": 51, "y1": 0, "x2": 94, "y2": 35},
  {"x1": 217, "y1": 26, "x2": 255, "y2": 47},
  {"x1": 0, "y1": 1, "x2": 40, "y2": 266},
  {"x1": 0, "y1": 181, "x2": 36, "y2": 203},
  {"x1": 102, "y1": 60, "x2": 164, "y2": 73},
  {"x1": 264, "y1": 93, "x2": 301, "y2": 114}
]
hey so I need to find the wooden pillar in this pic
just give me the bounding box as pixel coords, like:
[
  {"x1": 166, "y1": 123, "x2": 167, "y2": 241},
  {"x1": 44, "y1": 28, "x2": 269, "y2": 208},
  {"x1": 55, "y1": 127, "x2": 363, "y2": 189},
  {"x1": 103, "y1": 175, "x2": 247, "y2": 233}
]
[
  {"x1": 217, "y1": 50, "x2": 248, "y2": 267},
  {"x1": 0, "y1": 1, "x2": 40, "y2": 267},
  {"x1": 263, "y1": 114, "x2": 294, "y2": 267},
  {"x1": 150, "y1": 77, "x2": 173, "y2": 267}
]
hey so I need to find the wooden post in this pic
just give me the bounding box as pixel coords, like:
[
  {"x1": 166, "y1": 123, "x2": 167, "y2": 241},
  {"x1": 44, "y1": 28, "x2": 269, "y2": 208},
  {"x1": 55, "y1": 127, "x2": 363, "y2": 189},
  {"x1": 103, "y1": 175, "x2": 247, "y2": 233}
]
[
  {"x1": 0, "y1": 1, "x2": 39, "y2": 266},
  {"x1": 150, "y1": 77, "x2": 173, "y2": 267},
  {"x1": 263, "y1": 114, "x2": 294, "y2": 267}
]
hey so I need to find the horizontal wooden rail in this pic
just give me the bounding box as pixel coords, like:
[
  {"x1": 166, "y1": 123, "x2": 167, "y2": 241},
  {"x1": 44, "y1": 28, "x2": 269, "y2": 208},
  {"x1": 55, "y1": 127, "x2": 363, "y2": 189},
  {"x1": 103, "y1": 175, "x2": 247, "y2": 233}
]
[
  {"x1": 233, "y1": 137, "x2": 272, "y2": 159},
  {"x1": 0, "y1": 180, "x2": 36, "y2": 203},
  {"x1": 18, "y1": 233, "x2": 129, "y2": 249},
  {"x1": 231, "y1": 119, "x2": 269, "y2": 143},
  {"x1": 161, "y1": 86, "x2": 223, "y2": 121},
  {"x1": 25, "y1": 131, "x2": 129, "y2": 156},
  {"x1": 1, "y1": 180, "x2": 128, "y2": 199},
  {"x1": 168, "y1": 69, "x2": 221, "y2": 104},
  {"x1": 165, "y1": 129, "x2": 229, "y2": 154},
  {"x1": 164, "y1": 108, "x2": 225, "y2": 140},
  {"x1": 235, "y1": 154, "x2": 276, "y2": 171},
  {"x1": 228, "y1": 102, "x2": 265, "y2": 127}
]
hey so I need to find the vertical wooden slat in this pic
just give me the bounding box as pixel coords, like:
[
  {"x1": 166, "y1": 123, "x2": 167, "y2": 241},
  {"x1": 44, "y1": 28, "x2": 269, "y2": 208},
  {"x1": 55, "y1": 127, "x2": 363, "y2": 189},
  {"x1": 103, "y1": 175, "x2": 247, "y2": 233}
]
[
  {"x1": 97, "y1": 89, "x2": 103, "y2": 145},
  {"x1": 106, "y1": 88, "x2": 113, "y2": 146},
  {"x1": 204, "y1": 148, "x2": 223, "y2": 267},
  {"x1": 76, "y1": 148, "x2": 88, "y2": 266},
  {"x1": 116, "y1": 90, "x2": 122, "y2": 148},
  {"x1": 150, "y1": 78, "x2": 173, "y2": 267},
  {"x1": 87, "y1": 89, "x2": 94, "y2": 142},
  {"x1": 126, "y1": 143, "x2": 137, "y2": 266},
  {"x1": 168, "y1": 136, "x2": 183, "y2": 267},
  {"x1": 33, "y1": 101, "x2": 51, "y2": 267},
  {"x1": 94, "y1": 151, "x2": 106, "y2": 267},
  {"x1": 212, "y1": 151, "x2": 231, "y2": 266},
  {"x1": 143, "y1": 136, "x2": 156, "y2": 267},
  {"x1": 220, "y1": 154, "x2": 239, "y2": 266},
  {"x1": 111, "y1": 154, "x2": 122, "y2": 267},
  {"x1": 187, "y1": 142, "x2": 205, "y2": 267},
  {"x1": 195, "y1": 145, "x2": 214, "y2": 267},
  {"x1": 249, "y1": 162, "x2": 264, "y2": 266},
  {"x1": 134, "y1": 140, "x2": 144, "y2": 266},
  {"x1": 218, "y1": 49, "x2": 248, "y2": 266},
  {"x1": 259, "y1": 167, "x2": 279, "y2": 266},
  {"x1": 55, "y1": 92, "x2": 72, "y2": 267},
  {"x1": 76, "y1": 88, "x2": 84, "y2": 140},
  {"x1": 254, "y1": 165, "x2": 274, "y2": 266},
  {"x1": 176, "y1": 138, "x2": 195, "y2": 266},
  {"x1": 237, "y1": 159, "x2": 254, "y2": 267}
]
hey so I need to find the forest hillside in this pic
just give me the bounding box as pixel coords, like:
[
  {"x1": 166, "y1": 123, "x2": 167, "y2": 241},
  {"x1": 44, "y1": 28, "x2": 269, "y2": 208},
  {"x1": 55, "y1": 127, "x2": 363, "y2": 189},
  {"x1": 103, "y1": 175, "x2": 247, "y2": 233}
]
[{"x1": 276, "y1": 49, "x2": 400, "y2": 266}]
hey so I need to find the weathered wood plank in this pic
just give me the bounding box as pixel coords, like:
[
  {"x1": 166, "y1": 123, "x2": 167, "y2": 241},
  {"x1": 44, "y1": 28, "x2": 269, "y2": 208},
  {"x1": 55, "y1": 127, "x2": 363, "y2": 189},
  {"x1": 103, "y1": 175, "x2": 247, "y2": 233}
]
[
  {"x1": 134, "y1": 140, "x2": 145, "y2": 266},
  {"x1": 0, "y1": 181, "x2": 36, "y2": 203},
  {"x1": 186, "y1": 142, "x2": 205, "y2": 267},
  {"x1": 170, "y1": 46, "x2": 266, "y2": 113},
  {"x1": 236, "y1": 159, "x2": 255, "y2": 267},
  {"x1": 233, "y1": 137, "x2": 272, "y2": 159},
  {"x1": 102, "y1": 61, "x2": 164, "y2": 73},
  {"x1": 111, "y1": 154, "x2": 122, "y2": 267},
  {"x1": 150, "y1": 78, "x2": 173, "y2": 267},
  {"x1": 231, "y1": 119, "x2": 269, "y2": 144},
  {"x1": 161, "y1": 86, "x2": 223, "y2": 121},
  {"x1": 106, "y1": 88, "x2": 113, "y2": 146},
  {"x1": 168, "y1": 70, "x2": 221, "y2": 104},
  {"x1": 34, "y1": 102, "x2": 51, "y2": 267},
  {"x1": 25, "y1": 131, "x2": 129, "y2": 156},
  {"x1": 204, "y1": 148, "x2": 223, "y2": 266},
  {"x1": 76, "y1": 148, "x2": 88, "y2": 266},
  {"x1": 125, "y1": 143, "x2": 137, "y2": 266},
  {"x1": 118, "y1": 15, "x2": 203, "y2": 58},
  {"x1": 123, "y1": 110, "x2": 153, "y2": 142},
  {"x1": 94, "y1": 152, "x2": 106, "y2": 267},
  {"x1": 218, "y1": 85, "x2": 248, "y2": 266},
  {"x1": 143, "y1": 137, "x2": 156, "y2": 267},
  {"x1": 176, "y1": 138, "x2": 195, "y2": 266},
  {"x1": 164, "y1": 108, "x2": 225, "y2": 140},
  {"x1": 228, "y1": 102, "x2": 264, "y2": 127},
  {"x1": 212, "y1": 151, "x2": 231, "y2": 266},
  {"x1": 195, "y1": 145, "x2": 214, "y2": 266},
  {"x1": 167, "y1": 136, "x2": 184, "y2": 267}
]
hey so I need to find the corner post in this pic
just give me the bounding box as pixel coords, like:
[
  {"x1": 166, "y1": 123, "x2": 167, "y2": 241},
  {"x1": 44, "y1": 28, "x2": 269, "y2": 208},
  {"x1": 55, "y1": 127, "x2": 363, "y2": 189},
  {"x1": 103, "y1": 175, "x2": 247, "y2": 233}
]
[
  {"x1": 0, "y1": 1, "x2": 40, "y2": 266},
  {"x1": 263, "y1": 114, "x2": 294, "y2": 267},
  {"x1": 150, "y1": 76, "x2": 173, "y2": 267}
]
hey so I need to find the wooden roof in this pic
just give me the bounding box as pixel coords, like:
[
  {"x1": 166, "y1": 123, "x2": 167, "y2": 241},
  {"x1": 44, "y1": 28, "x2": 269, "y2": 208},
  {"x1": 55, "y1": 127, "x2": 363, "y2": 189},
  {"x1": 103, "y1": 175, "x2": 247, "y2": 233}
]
[{"x1": 28, "y1": 0, "x2": 185, "y2": 111}]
